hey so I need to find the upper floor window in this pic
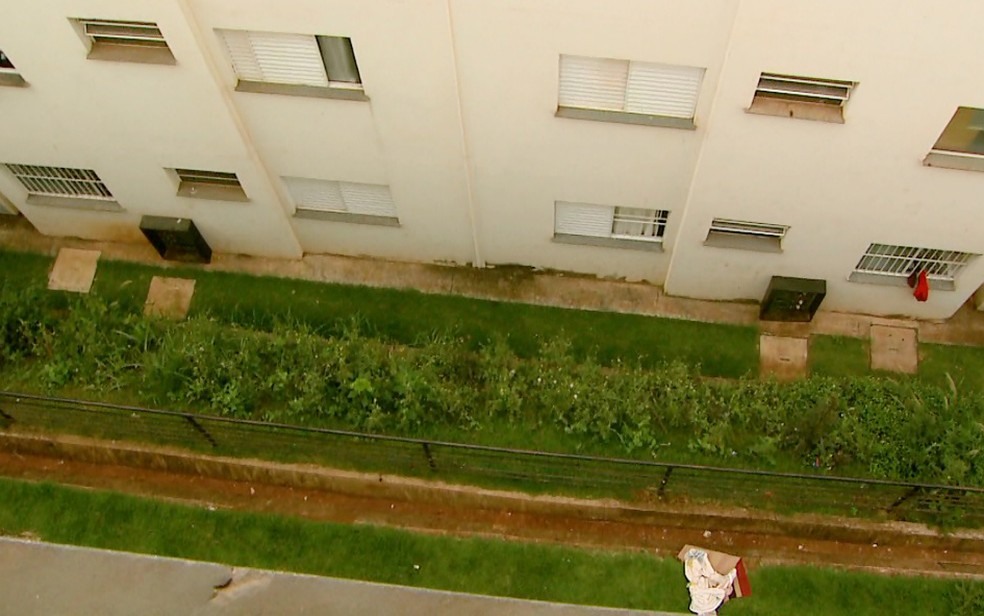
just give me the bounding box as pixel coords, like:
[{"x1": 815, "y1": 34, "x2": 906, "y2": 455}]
[
  {"x1": 849, "y1": 243, "x2": 977, "y2": 291},
  {"x1": 75, "y1": 19, "x2": 175, "y2": 64},
  {"x1": 0, "y1": 48, "x2": 27, "y2": 87},
  {"x1": 556, "y1": 54, "x2": 703, "y2": 130},
  {"x1": 553, "y1": 201, "x2": 668, "y2": 252},
  {"x1": 285, "y1": 177, "x2": 399, "y2": 227},
  {"x1": 172, "y1": 168, "x2": 248, "y2": 202},
  {"x1": 705, "y1": 218, "x2": 788, "y2": 253},
  {"x1": 3, "y1": 163, "x2": 122, "y2": 211},
  {"x1": 218, "y1": 29, "x2": 366, "y2": 101},
  {"x1": 748, "y1": 73, "x2": 855, "y2": 123},
  {"x1": 924, "y1": 107, "x2": 984, "y2": 173}
]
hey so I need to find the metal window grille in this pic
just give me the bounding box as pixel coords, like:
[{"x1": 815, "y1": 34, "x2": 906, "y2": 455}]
[
  {"x1": 854, "y1": 243, "x2": 977, "y2": 282},
  {"x1": 80, "y1": 20, "x2": 168, "y2": 48},
  {"x1": 611, "y1": 207, "x2": 669, "y2": 240},
  {"x1": 0, "y1": 49, "x2": 14, "y2": 70},
  {"x1": 5, "y1": 164, "x2": 113, "y2": 199},
  {"x1": 710, "y1": 218, "x2": 787, "y2": 239},
  {"x1": 174, "y1": 169, "x2": 242, "y2": 187},
  {"x1": 755, "y1": 73, "x2": 854, "y2": 106}
]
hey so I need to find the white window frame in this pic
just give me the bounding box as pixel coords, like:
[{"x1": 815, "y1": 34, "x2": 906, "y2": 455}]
[
  {"x1": 217, "y1": 29, "x2": 367, "y2": 101},
  {"x1": 748, "y1": 72, "x2": 855, "y2": 123},
  {"x1": 4, "y1": 163, "x2": 121, "y2": 211},
  {"x1": 849, "y1": 243, "x2": 977, "y2": 291},
  {"x1": 705, "y1": 218, "x2": 788, "y2": 252},
  {"x1": 75, "y1": 19, "x2": 175, "y2": 64},
  {"x1": 285, "y1": 177, "x2": 399, "y2": 227},
  {"x1": 553, "y1": 201, "x2": 668, "y2": 252},
  {"x1": 924, "y1": 107, "x2": 984, "y2": 173},
  {"x1": 556, "y1": 54, "x2": 704, "y2": 129}
]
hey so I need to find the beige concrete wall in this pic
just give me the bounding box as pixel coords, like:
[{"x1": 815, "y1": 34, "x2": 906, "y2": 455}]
[
  {"x1": 2, "y1": 0, "x2": 984, "y2": 318},
  {"x1": 664, "y1": 0, "x2": 984, "y2": 318},
  {"x1": 450, "y1": 0, "x2": 738, "y2": 282},
  {"x1": 0, "y1": 0, "x2": 303, "y2": 257},
  {"x1": 191, "y1": 0, "x2": 477, "y2": 265}
]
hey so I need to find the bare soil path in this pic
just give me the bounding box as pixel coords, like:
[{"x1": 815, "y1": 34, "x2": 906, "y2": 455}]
[{"x1": 1, "y1": 446, "x2": 982, "y2": 581}]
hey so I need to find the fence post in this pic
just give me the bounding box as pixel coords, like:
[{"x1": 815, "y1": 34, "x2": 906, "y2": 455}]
[
  {"x1": 421, "y1": 442, "x2": 438, "y2": 472},
  {"x1": 886, "y1": 485, "x2": 922, "y2": 514},
  {"x1": 657, "y1": 466, "x2": 674, "y2": 499},
  {"x1": 183, "y1": 414, "x2": 218, "y2": 448}
]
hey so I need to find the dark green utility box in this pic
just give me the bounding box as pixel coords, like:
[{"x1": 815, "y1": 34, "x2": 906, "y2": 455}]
[
  {"x1": 759, "y1": 276, "x2": 826, "y2": 322},
  {"x1": 139, "y1": 216, "x2": 212, "y2": 264}
]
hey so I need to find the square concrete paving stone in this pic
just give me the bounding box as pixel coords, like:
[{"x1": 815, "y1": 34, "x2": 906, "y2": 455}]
[
  {"x1": 47, "y1": 248, "x2": 101, "y2": 293},
  {"x1": 759, "y1": 334, "x2": 809, "y2": 380},
  {"x1": 870, "y1": 324, "x2": 919, "y2": 374},
  {"x1": 144, "y1": 276, "x2": 196, "y2": 318}
]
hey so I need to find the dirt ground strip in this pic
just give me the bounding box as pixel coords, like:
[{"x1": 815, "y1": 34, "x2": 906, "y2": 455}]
[{"x1": 0, "y1": 442, "x2": 982, "y2": 581}]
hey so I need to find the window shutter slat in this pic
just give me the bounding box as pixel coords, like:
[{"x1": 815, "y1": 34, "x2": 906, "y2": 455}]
[
  {"x1": 340, "y1": 182, "x2": 397, "y2": 217},
  {"x1": 284, "y1": 177, "x2": 345, "y2": 212},
  {"x1": 625, "y1": 62, "x2": 703, "y2": 118},
  {"x1": 558, "y1": 55, "x2": 628, "y2": 111},
  {"x1": 555, "y1": 202, "x2": 614, "y2": 237},
  {"x1": 219, "y1": 30, "x2": 328, "y2": 87}
]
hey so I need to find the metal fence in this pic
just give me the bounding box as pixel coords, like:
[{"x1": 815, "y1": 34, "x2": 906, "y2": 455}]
[{"x1": 1, "y1": 390, "x2": 983, "y2": 526}]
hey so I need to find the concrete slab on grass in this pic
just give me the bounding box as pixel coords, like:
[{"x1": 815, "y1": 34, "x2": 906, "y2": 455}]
[
  {"x1": 760, "y1": 334, "x2": 809, "y2": 380},
  {"x1": 870, "y1": 325, "x2": 918, "y2": 374},
  {"x1": 47, "y1": 248, "x2": 100, "y2": 293},
  {"x1": 144, "y1": 276, "x2": 196, "y2": 318}
]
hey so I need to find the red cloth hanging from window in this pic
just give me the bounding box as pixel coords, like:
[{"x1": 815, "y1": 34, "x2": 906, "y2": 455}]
[{"x1": 913, "y1": 271, "x2": 929, "y2": 302}]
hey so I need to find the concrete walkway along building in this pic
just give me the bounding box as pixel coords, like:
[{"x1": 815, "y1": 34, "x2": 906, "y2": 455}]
[{"x1": 1, "y1": 0, "x2": 984, "y2": 320}]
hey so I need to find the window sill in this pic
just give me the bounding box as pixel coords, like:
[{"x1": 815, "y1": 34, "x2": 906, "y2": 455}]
[
  {"x1": 235, "y1": 80, "x2": 369, "y2": 102},
  {"x1": 87, "y1": 42, "x2": 176, "y2": 65},
  {"x1": 26, "y1": 194, "x2": 124, "y2": 212},
  {"x1": 294, "y1": 209, "x2": 400, "y2": 227},
  {"x1": 923, "y1": 150, "x2": 984, "y2": 173},
  {"x1": 848, "y1": 271, "x2": 955, "y2": 291},
  {"x1": 555, "y1": 106, "x2": 696, "y2": 130},
  {"x1": 704, "y1": 232, "x2": 783, "y2": 253},
  {"x1": 552, "y1": 233, "x2": 664, "y2": 252},
  {"x1": 0, "y1": 72, "x2": 27, "y2": 87},
  {"x1": 746, "y1": 97, "x2": 844, "y2": 124},
  {"x1": 177, "y1": 183, "x2": 249, "y2": 203}
]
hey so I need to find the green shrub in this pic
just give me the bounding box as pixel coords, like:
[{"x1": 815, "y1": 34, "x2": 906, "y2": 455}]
[{"x1": 3, "y1": 288, "x2": 984, "y2": 487}]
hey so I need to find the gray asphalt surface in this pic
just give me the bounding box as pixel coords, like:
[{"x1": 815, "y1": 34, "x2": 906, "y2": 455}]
[{"x1": 0, "y1": 538, "x2": 684, "y2": 616}]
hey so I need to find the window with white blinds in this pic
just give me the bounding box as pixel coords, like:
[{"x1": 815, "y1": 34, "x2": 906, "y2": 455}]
[
  {"x1": 558, "y1": 55, "x2": 703, "y2": 120},
  {"x1": 554, "y1": 201, "x2": 668, "y2": 244},
  {"x1": 218, "y1": 29, "x2": 361, "y2": 89},
  {"x1": 284, "y1": 177, "x2": 397, "y2": 219}
]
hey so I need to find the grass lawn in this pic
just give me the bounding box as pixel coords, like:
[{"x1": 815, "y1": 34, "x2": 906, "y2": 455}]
[
  {"x1": 920, "y1": 343, "x2": 984, "y2": 394},
  {"x1": 809, "y1": 335, "x2": 872, "y2": 378},
  {"x1": 0, "y1": 478, "x2": 976, "y2": 615},
  {"x1": 1, "y1": 248, "x2": 759, "y2": 378}
]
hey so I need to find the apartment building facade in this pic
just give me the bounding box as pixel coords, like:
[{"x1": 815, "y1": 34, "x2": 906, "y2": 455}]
[{"x1": 1, "y1": 0, "x2": 983, "y2": 320}]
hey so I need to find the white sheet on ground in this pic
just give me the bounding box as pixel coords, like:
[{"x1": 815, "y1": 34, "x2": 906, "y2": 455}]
[{"x1": 683, "y1": 548, "x2": 736, "y2": 616}]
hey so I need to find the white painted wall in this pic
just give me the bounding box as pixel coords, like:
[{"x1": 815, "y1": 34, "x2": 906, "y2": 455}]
[
  {"x1": 0, "y1": 0, "x2": 303, "y2": 257},
  {"x1": 190, "y1": 0, "x2": 477, "y2": 265},
  {"x1": 450, "y1": 0, "x2": 738, "y2": 282},
  {"x1": 664, "y1": 0, "x2": 984, "y2": 318},
  {"x1": 2, "y1": 0, "x2": 983, "y2": 319}
]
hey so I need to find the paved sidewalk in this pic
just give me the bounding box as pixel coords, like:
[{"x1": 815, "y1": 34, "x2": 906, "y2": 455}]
[{"x1": 0, "y1": 538, "x2": 683, "y2": 616}]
